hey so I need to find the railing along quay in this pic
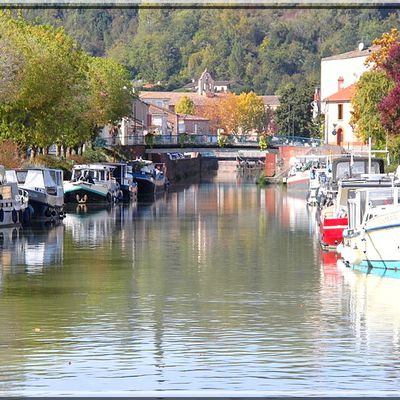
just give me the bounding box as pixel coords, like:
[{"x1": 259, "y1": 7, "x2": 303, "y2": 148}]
[{"x1": 95, "y1": 134, "x2": 322, "y2": 148}]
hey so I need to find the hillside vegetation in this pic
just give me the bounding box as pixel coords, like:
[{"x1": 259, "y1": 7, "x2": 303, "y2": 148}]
[{"x1": 23, "y1": 8, "x2": 400, "y2": 94}]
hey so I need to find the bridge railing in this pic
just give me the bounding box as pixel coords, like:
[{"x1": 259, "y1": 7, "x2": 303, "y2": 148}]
[{"x1": 94, "y1": 134, "x2": 322, "y2": 148}]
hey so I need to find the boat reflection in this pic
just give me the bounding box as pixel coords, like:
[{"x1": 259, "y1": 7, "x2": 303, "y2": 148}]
[
  {"x1": 339, "y1": 263, "x2": 400, "y2": 351},
  {"x1": 63, "y1": 203, "x2": 138, "y2": 247},
  {"x1": 0, "y1": 223, "x2": 64, "y2": 273}
]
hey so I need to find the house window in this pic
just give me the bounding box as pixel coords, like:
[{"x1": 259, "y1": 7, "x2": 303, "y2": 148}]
[{"x1": 338, "y1": 104, "x2": 343, "y2": 120}]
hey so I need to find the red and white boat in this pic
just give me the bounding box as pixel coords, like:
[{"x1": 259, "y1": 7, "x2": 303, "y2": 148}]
[
  {"x1": 319, "y1": 205, "x2": 348, "y2": 249},
  {"x1": 318, "y1": 156, "x2": 386, "y2": 249}
]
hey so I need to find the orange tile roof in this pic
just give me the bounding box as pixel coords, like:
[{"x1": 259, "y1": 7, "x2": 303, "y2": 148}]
[
  {"x1": 324, "y1": 84, "x2": 356, "y2": 102},
  {"x1": 140, "y1": 91, "x2": 227, "y2": 107}
]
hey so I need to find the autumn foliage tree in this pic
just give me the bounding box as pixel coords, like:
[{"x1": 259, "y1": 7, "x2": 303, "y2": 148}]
[
  {"x1": 175, "y1": 96, "x2": 195, "y2": 115},
  {"x1": 378, "y1": 42, "x2": 400, "y2": 137},
  {"x1": 197, "y1": 92, "x2": 268, "y2": 135},
  {"x1": 365, "y1": 28, "x2": 399, "y2": 68}
]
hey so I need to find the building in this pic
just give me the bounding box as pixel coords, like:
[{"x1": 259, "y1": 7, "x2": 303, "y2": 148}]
[
  {"x1": 147, "y1": 103, "x2": 210, "y2": 136},
  {"x1": 100, "y1": 98, "x2": 150, "y2": 146},
  {"x1": 182, "y1": 69, "x2": 231, "y2": 94},
  {"x1": 320, "y1": 44, "x2": 378, "y2": 147},
  {"x1": 324, "y1": 83, "x2": 357, "y2": 147}
]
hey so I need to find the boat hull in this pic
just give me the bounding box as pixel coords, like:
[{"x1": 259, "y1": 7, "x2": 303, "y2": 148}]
[
  {"x1": 339, "y1": 208, "x2": 400, "y2": 275},
  {"x1": 64, "y1": 187, "x2": 112, "y2": 204},
  {"x1": 135, "y1": 177, "x2": 165, "y2": 200},
  {"x1": 342, "y1": 259, "x2": 400, "y2": 279},
  {"x1": 284, "y1": 174, "x2": 310, "y2": 190},
  {"x1": 319, "y1": 206, "x2": 348, "y2": 248}
]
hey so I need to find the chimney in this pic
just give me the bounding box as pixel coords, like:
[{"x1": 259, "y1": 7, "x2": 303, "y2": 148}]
[{"x1": 338, "y1": 76, "x2": 344, "y2": 91}]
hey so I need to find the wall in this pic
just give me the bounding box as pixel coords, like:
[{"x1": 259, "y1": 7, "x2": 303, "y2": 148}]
[
  {"x1": 183, "y1": 120, "x2": 210, "y2": 135},
  {"x1": 325, "y1": 101, "x2": 360, "y2": 148},
  {"x1": 321, "y1": 55, "x2": 369, "y2": 101},
  {"x1": 149, "y1": 154, "x2": 218, "y2": 183}
]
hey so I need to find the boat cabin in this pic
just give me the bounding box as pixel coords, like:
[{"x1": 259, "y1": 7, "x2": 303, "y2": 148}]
[
  {"x1": 347, "y1": 185, "x2": 400, "y2": 231},
  {"x1": 331, "y1": 156, "x2": 384, "y2": 186},
  {"x1": 6, "y1": 168, "x2": 63, "y2": 192},
  {"x1": 71, "y1": 164, "x2": 116, "y2": 184}
]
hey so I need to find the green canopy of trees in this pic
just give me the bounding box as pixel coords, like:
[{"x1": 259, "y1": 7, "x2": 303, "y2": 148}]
[{"x1": 0, "y1": 12, "x2": 132, "y2": 154}]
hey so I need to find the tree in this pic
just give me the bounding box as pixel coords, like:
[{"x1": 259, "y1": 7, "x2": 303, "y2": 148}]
[
  {"x1": 236, "y1": 92, "x2": 267, "y2": 134},
  {"x1": 175, "y1": 96, "x2": 195, "y2": 115},
  {"x1": 275, "y1": 82, "x2": 315, "y2": 137},
  {"x1": 0, "y1": 12, "x2": 132, "y2": 155},
  {"x1": 351, "y1": 70, "x2": 393, "y2": 146},
  {"x1": 365, "y1": 28, "x2": 399, "y2": 68},
  {"x1": 0, "y1": 12, "x2": 89, "y2": 153}
]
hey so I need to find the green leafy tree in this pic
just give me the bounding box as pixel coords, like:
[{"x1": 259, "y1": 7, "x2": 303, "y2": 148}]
[
  {"x1": 175, "y1": 96, "x2": 195, "y2": 115},
  {"x1": 275, "y1": 82, "x2": 315, "y2": 137},
  {"x1": 351, "y1": 70, "x2": 393, "y2": 146},
  {"x1": 237, "y1": 92, "x2": 267, "y2": 134}
]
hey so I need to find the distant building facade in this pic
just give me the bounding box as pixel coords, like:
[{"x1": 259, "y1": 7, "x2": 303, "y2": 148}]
[
  {"x1": 321, "y1": 44, "x2": 377, "y2": 148},
  {"x1": 182, "y1": 69, "x2": 231, "y2": 94},
  {"x1": 100, "y1": 98, "x2": 150, "y2": 145}
]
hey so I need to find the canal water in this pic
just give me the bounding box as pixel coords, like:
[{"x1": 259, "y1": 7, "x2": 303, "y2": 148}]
[{"x1": 1, "y1": 170, "x2": 400, "y2": 396}]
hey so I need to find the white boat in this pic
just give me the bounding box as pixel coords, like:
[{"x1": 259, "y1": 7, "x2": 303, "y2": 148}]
[
  {"x1": 0, "y1": 166, "x2": 29, "y2": 227},
  {"x1": 64, "y1": 164, "x2": 122, "y2": 204},
  {"x1": 307, "y1": 167, "x2": 330, "y2": 205},
  {"x1": 338, "y1": 183, "x2": 400, "y2": 276},
  {"x1": 284, "y1": 155, "x2": 329, "y2": 190},
  {"x1": 6, "y1": 168, "x2": 64, "y2": 221}
]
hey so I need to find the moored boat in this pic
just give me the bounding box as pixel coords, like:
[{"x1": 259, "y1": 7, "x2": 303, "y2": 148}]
[
  {"x1": 130, "y1": 160, "x2": 166, "y2": 200},
  {"x1": 338, "y1": 184, "x2": 400, "y2": 276},
  {"x1": 318, "y1": 156, "x2": 386, "y2": 249},
  {"x1": 5, "y1": 168, "x2": 64, "y2": 221},
  {"x1": 64, "y1": 164, "x2": 122, "y2": 204},
  {"x1": 0, "y1": 166, "x2": 29, "y2": 227},
  {"x1": 108, "y1": 162, "x2": 138, "y2": 202}
]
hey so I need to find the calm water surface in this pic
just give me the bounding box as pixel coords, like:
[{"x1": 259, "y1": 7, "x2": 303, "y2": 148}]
[{"x1": 1, "y1": 172, "x2": 400, "y2": 396}]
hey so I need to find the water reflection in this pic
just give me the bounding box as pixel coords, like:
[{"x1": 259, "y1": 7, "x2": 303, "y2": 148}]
[
  {"x1": 1, "y1": 179, "x2": 400, "y2": 395},
  {"x1": 0, "y1": 223, "x2": 63, "y2": 271}
]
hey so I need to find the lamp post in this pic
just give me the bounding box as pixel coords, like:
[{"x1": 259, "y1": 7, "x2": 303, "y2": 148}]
[{"x1": 331, "y1": 123, "x2": 337, "y2": 138}]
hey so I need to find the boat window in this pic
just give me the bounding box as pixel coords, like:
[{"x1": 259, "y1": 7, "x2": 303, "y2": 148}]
[
  {"x1": 25, "y1": 170, "x2": 45, "y2": 188},
  {"x1": 367, "y1": 190, "x2": 394, "y2": 207},
  {"x1": 351, "y1": 161, "x2": 366, "y2": 177},
  {"x1": 5, "y1": 170, "x2": 17, "y2": 183},
  {"x1": 0, "y1": 186, "x2": 12, "y2": 200},
  {"x1": 15, "y1": 171, "x2": 27, "y2": 184},
  {"x1": 48, "y1": 170, "x2": 61, "y2": 185},
  {"x1": 336, "y1": 162, "x2": 351, "y2": 180}
]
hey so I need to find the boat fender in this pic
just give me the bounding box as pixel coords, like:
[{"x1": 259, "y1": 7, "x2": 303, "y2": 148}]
[
  {"x1": 22, "y1": 207, "x2": 31, "y2": 225},
  {"x1": 12, "y1": 209, "x2": 18, "y2": 224},
  {"x1": 45, "y1": 208, "x2": 52, "y2": 217},
  {"x1": 106, "y1": 192, "x2": 112, "y2": 203},
  {"x1": 19, "y1": 209, "x2": 23, "y2": 223},
  {"x1": 0, "y1": 208, "x2": 3, "y2": 222}
]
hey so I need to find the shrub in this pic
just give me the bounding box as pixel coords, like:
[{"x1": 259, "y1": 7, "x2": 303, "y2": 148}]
[
  {"x1": 0, "y1": 140, "x2": 24, "y2": 169},
  {"x1": 82, "y1": 148, "x2": 108, "y2": 163}
]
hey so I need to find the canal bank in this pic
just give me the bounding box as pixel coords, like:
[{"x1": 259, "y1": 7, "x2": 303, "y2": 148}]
[{"x1": 147, "y1": 152, "x2": 218, "y2": 183}]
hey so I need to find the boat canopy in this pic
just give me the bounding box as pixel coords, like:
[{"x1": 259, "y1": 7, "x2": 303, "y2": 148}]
[{"x1": 6, "y1": 169, "x2": 63, "y2": 188}]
